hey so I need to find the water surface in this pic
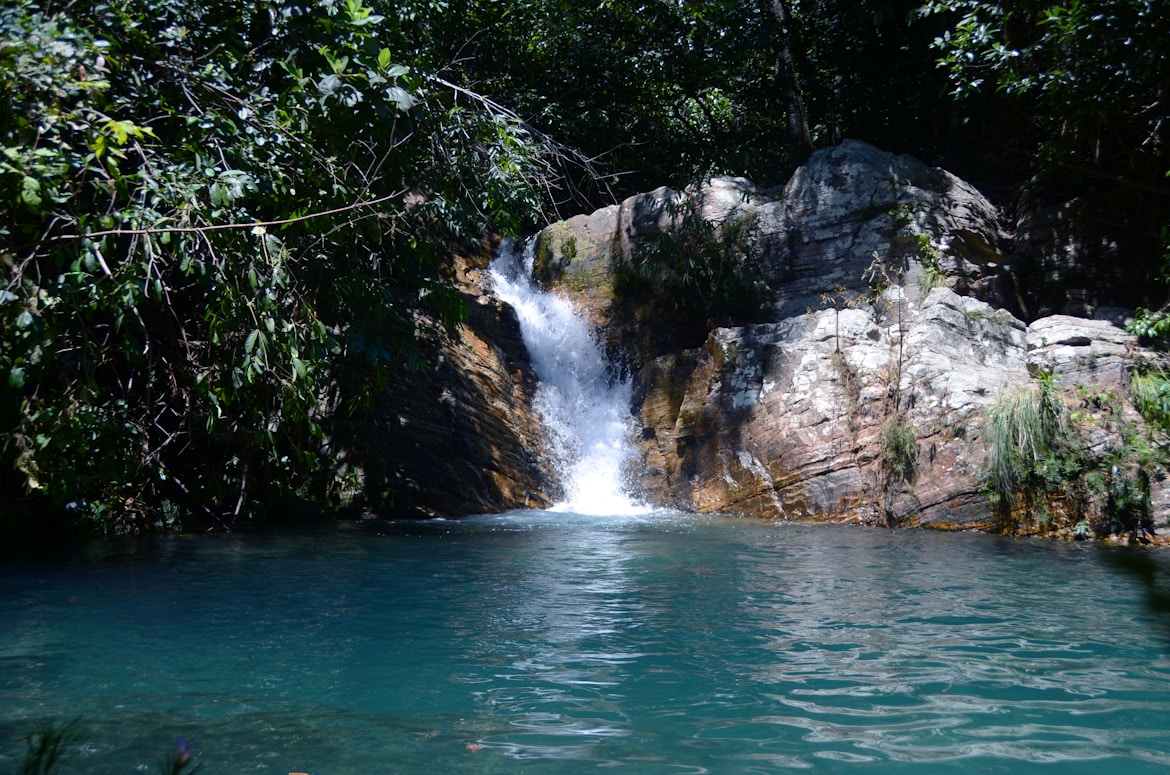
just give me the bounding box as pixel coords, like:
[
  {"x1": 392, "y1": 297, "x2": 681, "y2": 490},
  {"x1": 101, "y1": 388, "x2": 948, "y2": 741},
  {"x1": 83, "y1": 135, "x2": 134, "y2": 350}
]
[{"x1": 2, "y1": 512, "x2": 1170, "y2": 773}]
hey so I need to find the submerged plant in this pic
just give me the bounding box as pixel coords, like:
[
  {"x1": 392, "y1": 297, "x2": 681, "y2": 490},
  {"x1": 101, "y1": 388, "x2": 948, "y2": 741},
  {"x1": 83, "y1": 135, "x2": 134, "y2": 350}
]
[
  {"x1": 20, "y1": 720, "x2": 79, "y2": 775},
  {"x1": 160, "y1": 737, "x2": 202, "y2": 775}
]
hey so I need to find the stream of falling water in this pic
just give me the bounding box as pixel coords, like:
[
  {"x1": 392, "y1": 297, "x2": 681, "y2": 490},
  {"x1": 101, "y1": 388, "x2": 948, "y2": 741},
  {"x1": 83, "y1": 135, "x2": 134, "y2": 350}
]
[{"x1": 488, "y1": 238, "x2": 647, "y2": 516}]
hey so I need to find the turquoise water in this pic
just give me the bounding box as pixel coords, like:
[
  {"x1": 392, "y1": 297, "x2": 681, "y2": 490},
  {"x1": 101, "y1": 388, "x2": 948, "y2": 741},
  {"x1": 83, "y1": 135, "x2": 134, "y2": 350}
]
[{"x1": 3, "y1": 511, "x2": 1170, "y2": 774}]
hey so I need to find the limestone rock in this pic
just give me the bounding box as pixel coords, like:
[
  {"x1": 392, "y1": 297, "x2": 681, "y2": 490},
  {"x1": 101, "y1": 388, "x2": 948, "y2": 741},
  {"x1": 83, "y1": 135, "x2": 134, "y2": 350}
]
[
  {"x1": 763, "y1": 140, "x2": 1014, "y2": 317},
  {"x1": 629, "y1": 282, "x2": 1167, "y2": 532},
  {"x1": 632, "y1": 288, "x2": 1030, "y2": 529},
  {"x1": 1026, "y1": 314, "x2": 1135, "y2": 392},
  {"x1": 536, "y1": 140, "x2": 1015, "y2": 364}
]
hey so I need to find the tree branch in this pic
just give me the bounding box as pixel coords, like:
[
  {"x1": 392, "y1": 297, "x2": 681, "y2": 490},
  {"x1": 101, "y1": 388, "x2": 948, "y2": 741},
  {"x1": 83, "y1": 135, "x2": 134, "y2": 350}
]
[{"x1": 49, "y1": 192, "x2": 407, "y2": 241}]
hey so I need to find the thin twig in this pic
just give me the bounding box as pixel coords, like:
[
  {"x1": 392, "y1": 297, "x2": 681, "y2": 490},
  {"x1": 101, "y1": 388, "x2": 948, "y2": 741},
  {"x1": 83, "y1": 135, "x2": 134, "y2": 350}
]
[{"x1": 49, "y1": 192, "x2": 406, "y2": 241}]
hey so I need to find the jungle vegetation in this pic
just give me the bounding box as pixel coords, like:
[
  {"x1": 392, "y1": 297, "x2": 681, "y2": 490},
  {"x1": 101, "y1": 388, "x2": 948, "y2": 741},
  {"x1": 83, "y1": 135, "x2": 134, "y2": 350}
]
[{"x1": 2, "y1": 0, "x2": 1167, "y2": 537}]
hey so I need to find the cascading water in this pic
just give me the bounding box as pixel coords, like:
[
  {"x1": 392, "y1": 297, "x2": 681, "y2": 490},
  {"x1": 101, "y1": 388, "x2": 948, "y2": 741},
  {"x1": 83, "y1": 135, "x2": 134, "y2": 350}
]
[{"x1": 489, "y1": 238, "x2": 646, "y2": 515}]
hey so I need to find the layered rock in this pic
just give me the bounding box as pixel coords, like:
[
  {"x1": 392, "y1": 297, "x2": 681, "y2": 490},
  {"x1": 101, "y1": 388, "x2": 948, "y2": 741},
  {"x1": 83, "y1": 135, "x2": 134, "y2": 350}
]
[
  {"x1": 337, "y1": 255, "x2": 557, "y2": 518},
  {"x1": 633, "y1": 289, "x2": 1168, "y2": 531},
  {"x1": 531, "y1": 140, "x2": 1169, "y2": 534},
  {"x1": 536, "y1": 140, "x2": 1019, "y2": 347}
]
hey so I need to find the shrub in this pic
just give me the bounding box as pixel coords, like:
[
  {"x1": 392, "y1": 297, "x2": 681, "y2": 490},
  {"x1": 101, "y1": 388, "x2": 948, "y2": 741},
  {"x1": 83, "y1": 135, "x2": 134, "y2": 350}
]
[
  {"x1": 986, "y1": 371, "x2": 1078, "y2": 517},
  {"x1": 1131, "y1": 370, "x2": 1170, "y2": 435},
  {"x1": 612, "y1": 189, "x2": 771, "y2": 336},
  {"x1": 880, "y1": 414, "x2": 918, "y2": 484}
]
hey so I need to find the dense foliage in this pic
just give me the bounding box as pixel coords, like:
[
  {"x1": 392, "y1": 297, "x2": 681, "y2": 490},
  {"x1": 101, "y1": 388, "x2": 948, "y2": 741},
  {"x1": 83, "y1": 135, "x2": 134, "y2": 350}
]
[
  {"x1": 0, "y1": 0, "x2": 553, "y2": 535},
  {"x1": 987, "y1": 374, "x2": 1161, "y2": 537},
  {"x1": 2, "y1": 0, "x2": 1166, "y2": 536}
]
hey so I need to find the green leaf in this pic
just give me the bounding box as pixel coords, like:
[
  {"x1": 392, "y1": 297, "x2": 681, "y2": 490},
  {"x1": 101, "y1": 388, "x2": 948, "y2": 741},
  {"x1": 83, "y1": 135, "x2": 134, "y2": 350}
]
[
  {"x1": 386, "y1": 86, "x2": 415, "y2": 112},
  {"x1": 378, "y1": 48, "x2": 392, "y2": 69},
  {"x1": 20, "y1": 176, "x2": 42, "y2": 209}
]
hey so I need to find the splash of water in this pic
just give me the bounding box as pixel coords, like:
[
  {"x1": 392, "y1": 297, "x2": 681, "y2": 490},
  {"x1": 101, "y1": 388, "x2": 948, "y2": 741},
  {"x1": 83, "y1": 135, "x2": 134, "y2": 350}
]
[{"x1": 489, "y1": 239, "x2": 646, "y2": 515}]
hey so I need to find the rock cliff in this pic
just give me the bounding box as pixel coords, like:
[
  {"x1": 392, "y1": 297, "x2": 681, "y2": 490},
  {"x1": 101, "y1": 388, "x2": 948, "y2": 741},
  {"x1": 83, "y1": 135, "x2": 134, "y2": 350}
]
[
  {"x1": 530, "y1": 140, "x2": 1170, "y2": 536},
  {"x1": 337, "y1": 254, "x2": 557, "y2": 518},
  {"x1": 338, "y1": 141, "x2": 1168, "y2": 537}
]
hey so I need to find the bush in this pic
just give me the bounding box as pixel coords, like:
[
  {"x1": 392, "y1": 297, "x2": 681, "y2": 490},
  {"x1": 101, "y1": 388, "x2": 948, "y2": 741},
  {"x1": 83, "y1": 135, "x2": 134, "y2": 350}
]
[
  {"x1": 1131, "y1": 370, "x2": 1170, "y2": 435},
  {"x1": 0, "y1": 0, "x2": 553, "y2": 533},
  {"x1": 880, "y1": 414, "x2": 918, "y2": 484},
  {"x1": 612, "y1": 189, "x2": 771, "y2": 339},
  {"x1": 986, "y1": 372, "x2": 1078, "y2": 518},
  {"x1": 986, "y1": 372, "x2": 1164, "y2": 536}
]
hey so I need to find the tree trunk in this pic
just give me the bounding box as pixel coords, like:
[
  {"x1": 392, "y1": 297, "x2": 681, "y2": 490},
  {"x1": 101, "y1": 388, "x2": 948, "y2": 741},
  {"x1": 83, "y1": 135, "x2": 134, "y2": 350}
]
[{"x1": 764, "y1": 0, "x2": 814, "y2": 165}]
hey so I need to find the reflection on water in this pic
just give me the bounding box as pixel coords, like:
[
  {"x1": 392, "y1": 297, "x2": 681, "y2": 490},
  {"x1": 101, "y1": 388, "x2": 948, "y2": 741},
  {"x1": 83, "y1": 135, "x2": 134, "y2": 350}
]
[{"x1": 2, "y1": 513, "x2": 1170, "y2": 773}]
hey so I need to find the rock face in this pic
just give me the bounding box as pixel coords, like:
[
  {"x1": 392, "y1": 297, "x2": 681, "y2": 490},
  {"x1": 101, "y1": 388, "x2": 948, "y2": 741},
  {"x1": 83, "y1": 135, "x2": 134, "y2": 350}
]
[
  {"x1": 537, "y1": 140, "x2": 1018, "y2": 338},
  {"x1": 338, "y1": 255, "x2": 557, "y2": 518},
  {"x1": 340, "y1": 140, "x2": 1168, "y2": 535},
  {"x1": 530, "y1": 140, "x2": 1170, "y2": 535},
  {"x1": 633, "y1": 290, "x2": 1168, "y2": 531},
  {"x1": 633, "y1": 290, "x2": 1025, "y2": 528}
]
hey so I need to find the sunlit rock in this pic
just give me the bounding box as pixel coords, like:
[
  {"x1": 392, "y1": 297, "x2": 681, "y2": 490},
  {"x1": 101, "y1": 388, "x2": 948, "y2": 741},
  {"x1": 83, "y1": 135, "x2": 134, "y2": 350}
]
[{"x1": 527, "y1": 140, "x2": 1168, "y2": 534}]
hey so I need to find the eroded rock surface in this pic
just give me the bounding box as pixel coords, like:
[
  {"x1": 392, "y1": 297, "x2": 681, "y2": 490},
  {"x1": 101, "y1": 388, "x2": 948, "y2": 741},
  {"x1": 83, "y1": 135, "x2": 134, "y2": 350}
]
[
  {"x1": 338, "y1": 255, "x2": 557, "y2": 518},
  {"x1": 532, "y1": 141, "x2": 1169, "y2": 533},
  {"x1": 633, "y1": 289, "x2": 1030, "y2": 529},
  {"x1": 536, "y1": 139, "x2": 1017, "y2": 335}
]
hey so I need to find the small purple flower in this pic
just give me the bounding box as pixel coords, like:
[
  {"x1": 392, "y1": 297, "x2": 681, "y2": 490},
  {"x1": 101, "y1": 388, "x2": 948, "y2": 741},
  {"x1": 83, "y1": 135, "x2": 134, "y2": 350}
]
[{"x1": 172, "y1": 737, "x2": 194, "y2": 771}]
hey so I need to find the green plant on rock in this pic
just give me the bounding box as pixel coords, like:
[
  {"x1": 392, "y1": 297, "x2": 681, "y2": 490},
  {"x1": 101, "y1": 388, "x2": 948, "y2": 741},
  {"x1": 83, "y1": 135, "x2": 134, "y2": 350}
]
[
  {"x1": 1131, "y1": 370, "x2": 1170, "y2": 436},
  {"x1": 986, "y1": 372, "x2": 1162, "y2": 537},
  {"x1": 986, "y1": 371, "x2": 1081, "y2": 522},
  {"x1": 863, "y1": 252, "x2": 912, "y2": 413},
  {"x1": 917, "y1": 234, "x2": 949, "y2": 297},
  {"x1": 880, "y1": 414, "x2": 918, "y2": 485},
  {"x1": 1126, "y1": 227, "x2": 1170, "y2": 340},
  {"x1": 612, "y1": 189, "x2": 771, "y2": 338}
]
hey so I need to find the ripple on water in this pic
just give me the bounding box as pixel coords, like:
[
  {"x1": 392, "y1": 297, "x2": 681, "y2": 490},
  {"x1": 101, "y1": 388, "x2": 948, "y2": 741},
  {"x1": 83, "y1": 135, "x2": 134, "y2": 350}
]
[{"x1": 3, "y1": 519, "x2": 1170, "y2": 773}]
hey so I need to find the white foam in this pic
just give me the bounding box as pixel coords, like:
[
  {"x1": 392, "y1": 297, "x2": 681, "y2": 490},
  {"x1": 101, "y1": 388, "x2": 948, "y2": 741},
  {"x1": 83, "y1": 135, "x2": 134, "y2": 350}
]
[{"x1": 489, "y1": 239, "x2": 648, "y2": 516}]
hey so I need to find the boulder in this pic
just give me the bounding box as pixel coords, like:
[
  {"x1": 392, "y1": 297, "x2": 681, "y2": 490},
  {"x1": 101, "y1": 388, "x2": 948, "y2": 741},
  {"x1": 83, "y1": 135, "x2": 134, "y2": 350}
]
[
  {"x1": 535, "y1": 140, "x2": 1018, "y2": 363},
  {"x1": 632, "y1": 288, "x2": 1029, "y2": 529},
  {"x1": 629, "y1": 285, "x2": 1168, "y2": 532}
]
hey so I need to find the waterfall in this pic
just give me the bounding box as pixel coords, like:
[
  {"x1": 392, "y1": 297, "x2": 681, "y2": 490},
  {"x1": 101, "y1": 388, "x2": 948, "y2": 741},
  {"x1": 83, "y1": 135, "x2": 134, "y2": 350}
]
[{"x1": 489, "y1": 239, "x2": 646, "y2": 516}]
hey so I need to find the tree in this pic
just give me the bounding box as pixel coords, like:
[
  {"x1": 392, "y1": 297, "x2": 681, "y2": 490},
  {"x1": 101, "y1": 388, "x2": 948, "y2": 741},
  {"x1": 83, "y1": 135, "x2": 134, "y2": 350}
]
[
  {"x1": 921, "y1": 0, "x2": 1169, "y2": 312},
  {"x1": 762, "y1": 0, "x2": 815, "y2": 164},
  {"x1": 0, "y1": 0, "x2": 557, "y2": 534},
  {"x1": 921, "y1": 0, "x2": 1168, "y2": 187}
]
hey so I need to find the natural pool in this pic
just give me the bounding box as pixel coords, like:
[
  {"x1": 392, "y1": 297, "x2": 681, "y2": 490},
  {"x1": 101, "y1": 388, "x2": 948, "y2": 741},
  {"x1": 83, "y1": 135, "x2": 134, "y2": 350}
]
[{"x1": 3, "y1": 511, "x2": 1170, "y2": 774}]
